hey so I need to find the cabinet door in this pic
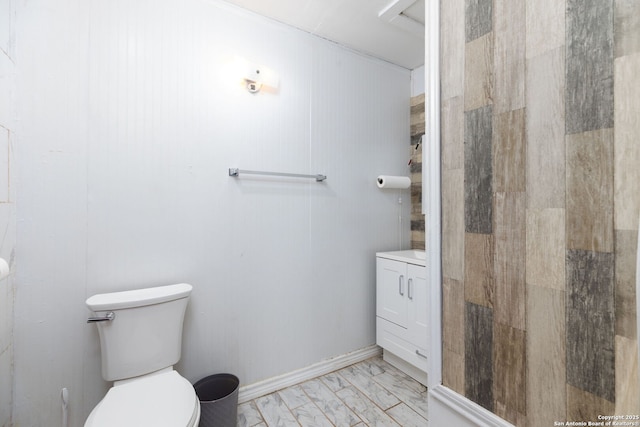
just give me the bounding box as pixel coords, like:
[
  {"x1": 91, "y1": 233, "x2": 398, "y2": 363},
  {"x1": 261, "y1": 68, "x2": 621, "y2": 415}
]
[
  {"x1": 376, "y1": 258, "x2": 408, "y2": 328},
  {"x1": 407, "y1": 263, "x2": 428, "y2": 350}
]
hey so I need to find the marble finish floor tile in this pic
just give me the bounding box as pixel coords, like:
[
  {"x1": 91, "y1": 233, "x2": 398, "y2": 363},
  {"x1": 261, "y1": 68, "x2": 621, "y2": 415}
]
[
  {"x1": 336, "y1": 386, "x2": 401, "y2": 427},
  {"x1": 278, "y1": 385, "x2": 311, "y2": 410},
  {"x1": 254, "y1": 393, "x2": 299, "y2": 427},
  {"x1": 300, "y1": 378, "x2": 362, "y2": 426},
  {"x1": 338, "y1": 364, "x2": 401, "y2": 410},
  {"x1": 321, "y1": 371, "x2": 351, "y2": 392},
  {"x1": 238, "y1": 401, "x2": 266, "y2": 427},
  {"x1": 292, "y1": 402, "x2": 335, "y2": 427},
  {"x1": 386, "y1": 403, "x2": 428, "y2": 427},
  {"x1": 238, "y1": 355, "x2": 429, "y2": 427},
  {"x1": 371, "y1": 372, "x2": 428, "y2": 420}
]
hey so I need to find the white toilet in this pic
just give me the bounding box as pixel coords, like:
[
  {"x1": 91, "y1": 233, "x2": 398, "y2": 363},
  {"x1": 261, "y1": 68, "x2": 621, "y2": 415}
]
[{"x1": 84, "y1": 283, "x2": 200, "y2": 427}]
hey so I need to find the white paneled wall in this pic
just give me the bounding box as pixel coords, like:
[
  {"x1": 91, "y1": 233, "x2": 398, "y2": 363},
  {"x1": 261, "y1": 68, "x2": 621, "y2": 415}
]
[
  {"x1": 14, "y1": 0, "x2": 411, "y2": 425},
  {"x1": 411, "y1": 64, "x2": 426, "y2": 96},
  {"x1": 0, "y1": 0, "x2": 15, "y2": 424}
]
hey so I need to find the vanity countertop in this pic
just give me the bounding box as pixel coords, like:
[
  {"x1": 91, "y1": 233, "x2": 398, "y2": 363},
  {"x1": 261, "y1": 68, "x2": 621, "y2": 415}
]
[{"x1": 376, "y1": 250, "x2": 426, "y2": 266}]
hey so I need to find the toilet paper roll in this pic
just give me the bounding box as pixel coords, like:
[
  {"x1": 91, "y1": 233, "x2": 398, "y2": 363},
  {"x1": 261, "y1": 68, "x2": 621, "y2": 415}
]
[
  {"x1": 0, "y1": 258, "x2": 9, "y2": 281},
  {"x1": 376, "y1": 175, "x2": 411, "y2": 189}
]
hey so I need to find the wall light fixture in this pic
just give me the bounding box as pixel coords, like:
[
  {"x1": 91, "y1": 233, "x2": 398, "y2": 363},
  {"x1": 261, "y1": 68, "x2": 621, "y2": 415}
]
[{"x1": 235, "y1": 57, "x2": 279, "y2": 93}]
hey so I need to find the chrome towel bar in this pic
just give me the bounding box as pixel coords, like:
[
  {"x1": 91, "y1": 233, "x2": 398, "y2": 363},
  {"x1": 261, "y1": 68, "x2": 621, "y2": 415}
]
[{"x1": 228, "y1": 168, "x2": 327, "y2": 182}]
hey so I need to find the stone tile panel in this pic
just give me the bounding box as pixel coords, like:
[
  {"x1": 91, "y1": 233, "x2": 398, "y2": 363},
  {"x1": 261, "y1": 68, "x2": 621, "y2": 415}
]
[
  {"x1": 565, "y1": 0, "x2": 614, "y2": 134},
  {"x1": 567, "y1": 384, "x2": 615, "y2": 421},
  {"x1": 615, "y1": 229, "x2": 638, "y2": 339},
  {"x1": 410, "y1": 117, "x2": 425, "y2": 138},
  {"x1": 464, "y1": 232, "x2": 494, "y2": 308},
  {"x1": 526, "y1": 47, "x2": 565, "y2": 209},
  {"x1": 465, "y1": 302, "x2": 494, "y2": 411},
  {"x1": 493, "y1": 0, "x2": 525, "y2": 113},
  {"x1": 525, "y1": 0, "x2": 565, "y2": 60},
  {"x1": 465, "y1": 0, "x2": 492, "y2": 42},
  {"x1": 410, "y1": 93, "x2": 425, "y2": 110},
  {"x1": 464, "y1": 105, "x2": 493, "y2": 234},
  {"x1": 410, "y1": 93, "x2": 424, "y2": 129},
  {"x1": 614, "y1": 53, "x2": 640, "y2": 230},
  {"x1": 526, "y1": 208, "x2": 565, "y2": 291},
  {"x1": 493, "y1": 323, "x2": 526, "y2": 421},
  {"x1": 566, "y1": 128, "x2": 614, "y2": 252},
  {"x1": 443, "y1": 277, "x2": 465, "y2": 356},
  {"x1": 410, "y1": 231, "x2": 425, "y2": 251},
  {"x1": 441, "y1": 0, "x2": 465, "y2": 99},
  {"x1": 410, "y1": 93, "x2": 425, "y2": 250},
  {"x1": 495, "y1": 401, "x2": 526, "y2": 427},
  {"x1": 494, "y1": 192, "x2": 526, "y2": 330},
  {"x1": 615, "y1": 335, "x2": 640, "y2": 415},
  {"x1": 614, "y1": 0, "x2": 640, "y2": 58},
  {"x1": 410, "y1": 182, "x2": 422, "y2": 216},
  {"x1": 441, "y1": 96, "x2": 463, "y2": 171},
  {"x1": 566, "y1": 249, "x2": 615, "y2": 402},
  {"x1": 493, "y1": 109, "x2": 525, "y2": 193},
  {"x1": 464, "y1": 34, "x2": 494, "y2": 112},
  {"x1": 443, "y1": 348, "x2": 465, "y2": 396},
  {"x1": 442, "y1": 169, "x2": 464, "y2": 281},
  {"x1": 526, "y1": 285, "x2": 566, "y2": 427}
]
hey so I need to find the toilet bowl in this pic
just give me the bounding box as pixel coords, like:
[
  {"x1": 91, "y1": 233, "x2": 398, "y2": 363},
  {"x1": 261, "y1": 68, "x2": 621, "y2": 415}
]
[
  {"x1": 85, "y1": 283, "x2": 200, "y2": 427},
  {"x1": 85, "y1": 369, "x2": 200, "y2": 427},
  {"x1": 85, "y1": 368, "x2": 200, "y2": 427}
]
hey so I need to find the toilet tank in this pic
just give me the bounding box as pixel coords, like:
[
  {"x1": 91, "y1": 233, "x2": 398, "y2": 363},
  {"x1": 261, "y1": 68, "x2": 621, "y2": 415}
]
[{"x1": 86, "y1": 283, "x2": 192, "y2": 382}]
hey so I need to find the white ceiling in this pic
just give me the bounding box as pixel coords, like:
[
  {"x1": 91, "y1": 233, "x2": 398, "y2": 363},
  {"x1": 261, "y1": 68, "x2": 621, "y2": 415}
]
[{"x1": 220, "y1": 0, "x2": 426, "y2": 70}]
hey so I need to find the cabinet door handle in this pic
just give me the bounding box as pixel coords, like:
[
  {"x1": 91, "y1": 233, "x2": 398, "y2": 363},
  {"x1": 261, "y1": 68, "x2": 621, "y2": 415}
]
[
  {"x1": 415, "y1": 349, "x2": 427, "y2": 359},
  {"x1": 408, "y1": 278, "x2": 413, "y2": 300},
  {"x1": 398, "y1": 275, "x2": 404, "y2": 296}
]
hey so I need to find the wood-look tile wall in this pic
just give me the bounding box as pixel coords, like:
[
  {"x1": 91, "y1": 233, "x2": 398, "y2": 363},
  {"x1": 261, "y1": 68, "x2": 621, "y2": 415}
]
[
  {"x1": 410, "y1": 94, "x2": 425, "y2": 250},
  {"x1": 440, "y1": 0, "x2": 640, "y2": 425}
]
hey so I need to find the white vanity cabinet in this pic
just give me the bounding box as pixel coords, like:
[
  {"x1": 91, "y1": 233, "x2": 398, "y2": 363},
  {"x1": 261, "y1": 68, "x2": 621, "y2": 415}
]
[{"x1": 376, "y1": 250, "x2": 428, "y2": 383}]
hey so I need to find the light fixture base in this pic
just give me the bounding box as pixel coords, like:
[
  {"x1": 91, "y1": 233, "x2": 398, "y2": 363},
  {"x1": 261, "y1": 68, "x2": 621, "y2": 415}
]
[{"x1": 246, "y1": 81, "x2": 262, "y2": 93}]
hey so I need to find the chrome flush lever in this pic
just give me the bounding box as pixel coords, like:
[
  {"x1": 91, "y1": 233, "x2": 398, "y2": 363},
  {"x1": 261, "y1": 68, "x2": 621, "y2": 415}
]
[{"x1": 87, "y1": 311, "x2": 115, "y2": 323}]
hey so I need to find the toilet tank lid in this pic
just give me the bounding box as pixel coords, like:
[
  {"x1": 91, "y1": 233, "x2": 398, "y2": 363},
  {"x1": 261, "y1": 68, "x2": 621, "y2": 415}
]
[{"x1": 86, "y1": 283, "x2": 193, "y2": 311}]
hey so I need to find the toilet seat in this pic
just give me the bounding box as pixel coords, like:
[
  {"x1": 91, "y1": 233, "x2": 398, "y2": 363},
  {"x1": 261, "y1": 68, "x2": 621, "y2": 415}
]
[{"x1": 85, "y1": 369, "x2": 200, "y2": 427}]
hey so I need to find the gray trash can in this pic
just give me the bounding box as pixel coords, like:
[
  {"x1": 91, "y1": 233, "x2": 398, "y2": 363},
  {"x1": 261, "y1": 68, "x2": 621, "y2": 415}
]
[{"x1": 194, "y1": 373, "x2": 239, "y2": 427}]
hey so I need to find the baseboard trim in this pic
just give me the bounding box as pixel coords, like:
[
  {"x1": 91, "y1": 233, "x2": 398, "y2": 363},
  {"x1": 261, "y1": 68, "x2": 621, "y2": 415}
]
[
  {"x1": 428, "y1": 385, "x2": 515, "y2": 427},
  {"x1": 238, "y1": 345, "x2": 382, "y2": 403}
]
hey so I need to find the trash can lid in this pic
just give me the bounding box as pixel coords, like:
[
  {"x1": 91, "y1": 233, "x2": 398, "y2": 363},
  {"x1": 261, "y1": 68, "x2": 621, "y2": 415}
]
[{"x1": 85, "y1": 370, "x2": 199, "y2": 427}]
